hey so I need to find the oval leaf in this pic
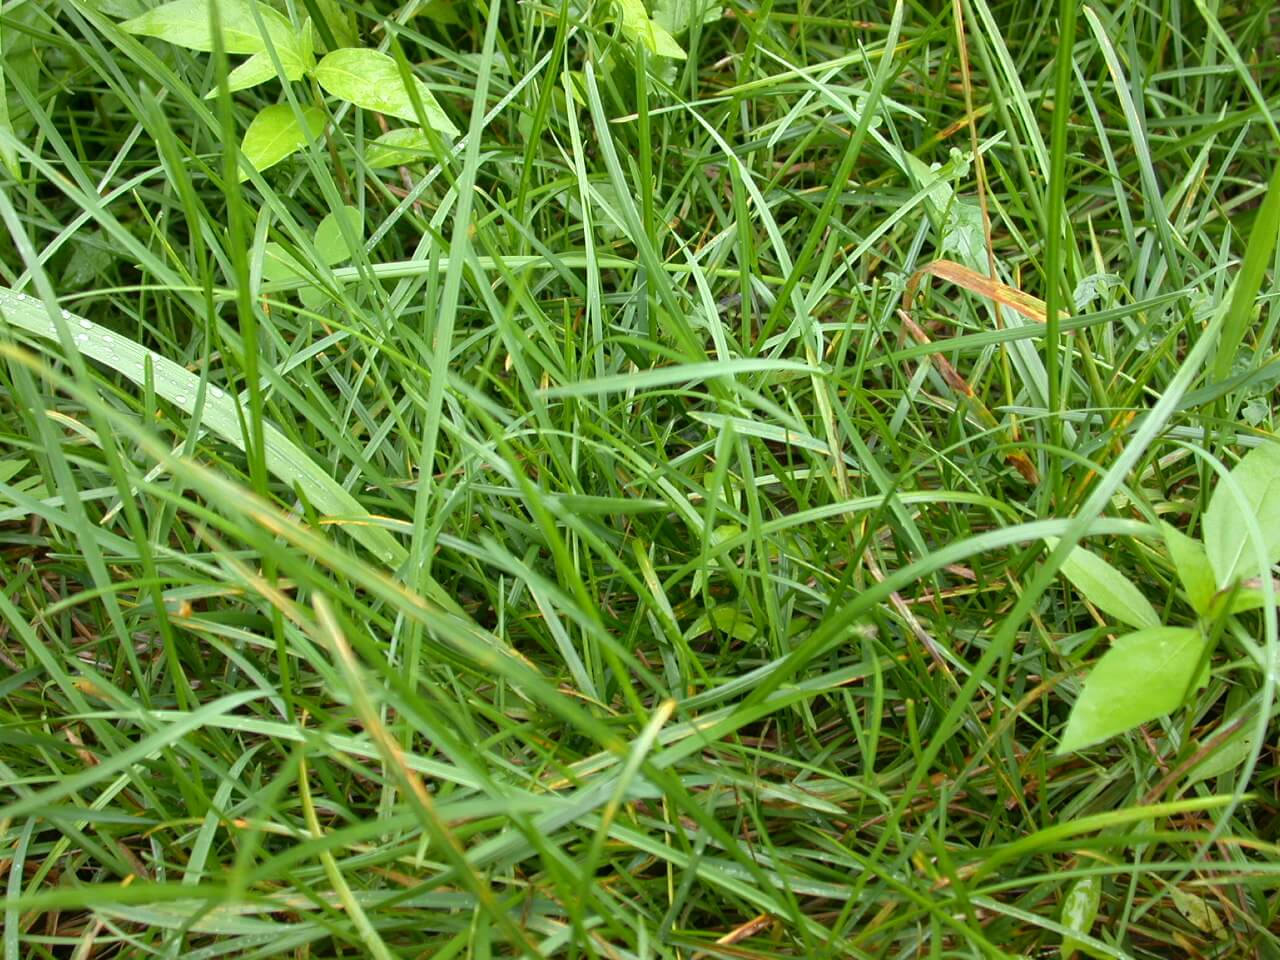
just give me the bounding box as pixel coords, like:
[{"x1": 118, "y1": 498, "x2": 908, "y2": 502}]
[
  {"x1": 1060, "y1": 874, "x2": 1101, "y2": 960},
  {"x1": 1160, "y1": 521, "x2": 1215, "y2": 616},
  {"x1": 238, "y1": 104, "x2": 324, "y2": 180},
  {"x1": 314, "y1": 48, "x2": 458, "y2": 135},
  {"x1": 1046, "y1": 537, "x2": 1160, "y2": 630},
  {"x1": 313, "y1": 206, "x2": 362, "y2": 265},
  {"x1": 207, "y1": 46, "x2": 306, "y2": 97},
  {"x1": 121, "y1": 0, "x2": 294, "y2": 55},
  {"x1": 616, "y1": 0, "x2": 686, "y2": 59},
  {"x1": 1058, "y1": 626, "x2": 1208, "y2": 753},
  {"x1": 364, "y1": 128, "x2": 434, "y2": 169},
  {"x1": 1186, "y1": 724, "x2": 1258, "y2": 785},
  {"x1": 1204, "y1": 443, "x2": 1280, "y2": 588}
]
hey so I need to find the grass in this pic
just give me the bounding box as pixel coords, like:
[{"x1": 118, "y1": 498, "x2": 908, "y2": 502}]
[{"x1": 1, "y1": 0, "x2": 1279, "y2": 956}]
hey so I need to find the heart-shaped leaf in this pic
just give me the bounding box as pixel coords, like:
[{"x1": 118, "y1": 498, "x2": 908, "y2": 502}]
[
  {"x1": 1204, "y1": 442, "x2": 1280, "y2": 588},
  {"x1": 315, "y1": 48, "x2": 459, "y2": 135},
  {"x1": 121, "y1": 0, "x2": 295, "y2": 55},
  {"x1": 1058, "y1": 626, "x2": 1208, "y2": 753},
  {"x1": 238, "y1": 103, "x2": 324, "y2": 180}
]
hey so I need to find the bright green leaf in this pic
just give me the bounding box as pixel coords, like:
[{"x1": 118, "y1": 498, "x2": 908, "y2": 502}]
[
  {"x1": 313, "y1": 206, "x2": 362, "y2": 265},
  {"x1": 1187, "y1": 724, "x2": 1258, "y2": 785},
  {"x1": 207, "y1": 46, "x2": 307, "y2": 97},
  {"x1": 1046, "y1": 537, "x2": 1160, "y2": 630},
  {"x1": 616, "y1": 0, "x2": 687, "y2": 59},
  {"x1": 1058, "y1": 626, "x2": 1208, "y2": 753},
  {"x1": 1204, "y1": 442, "x2": 1280, "y2": 588},
  {"x1": 1160, "y1": 521, "x2": 1216, "y2": 616},
  {"x1": 238, "y1": 103, "x2": 324, "y2": 180},
  {"x1": 314, "y1": 48, "x2": 458, "y2": 135},
  {"x1": 261, "y1": 241, "x2": 304, "y2": 283},
  {"x1": 654, "y1": 0, "x2": 721, "y2": 35},
  {"x1": 365, "y1": 128, "x2": 434, "y2": 169},
  {"x1": 121, "y1": 0, "x2": 295, "y2": 55},
  {"x1": 1060, "y1": 874, "x2": 1101, "y2": 960},
  {"x1": 1212, "y1": 577, "x2": 1280, "y2": 614}
]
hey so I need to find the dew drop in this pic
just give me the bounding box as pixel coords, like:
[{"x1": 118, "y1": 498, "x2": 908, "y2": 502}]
[
  {"x1": 62, "y1": 309, "x2": 72, "y2": 320},
  {"x1": 79, "y1": 318, "x2": 92, "y2": 330},
  {"x1": 211, "y1": 387, "x2": 225, "y2": 399},
  {"x1": 174, "y1": 395, "x2": 187, "y2": 405}
]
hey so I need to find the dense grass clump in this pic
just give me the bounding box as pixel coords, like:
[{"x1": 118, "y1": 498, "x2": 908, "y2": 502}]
[{"x1": 1, "y1": 0, "x2": 1278, "y2": 956}]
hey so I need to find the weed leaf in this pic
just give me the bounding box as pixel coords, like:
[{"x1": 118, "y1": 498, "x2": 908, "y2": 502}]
[
  {"x1": 616, "y1": 0, "x2": 687, "y2": 59},
  {"x1": 238, "y1": 103, "x2": 324, "y2": 180},
  {"x1": 1060, "y1": 874, "x2": 1101, "y2": 960},
  {"x1": 121, "y1": 0, "x2": 294, "y2": 55},
  {"x1": 1160, "y1": 521, "x2": 1215, "y2": 615},
  {"x1": 1046, "y1": 537, "x2": 1160, "y2": 629},
  {"x1": 1203, "y1": 442, "x2": 1280, "y2": 588},
  {"x1": 1059, "y1": 626, "x2": 1207, "y2": 753},
  {"x1": 315, "y1": 48, "x2": 458, "y2": 134},
  {"x1": 365, "y1": 128, "x2": 433, "y2": 168}
]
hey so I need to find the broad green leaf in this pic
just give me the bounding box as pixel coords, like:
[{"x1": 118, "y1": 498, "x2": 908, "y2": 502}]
[
  {"x1": 1204, "y1": 443, "x2": 1280, "y2": 588},
  {"x1": 1212, "y1": 577, "x2": 1280, "y2": 614},
  {"x1": 1169, "y1": 887, "x2": 1226, "y2": 938},
  {"x1": 1160, "y1": 521, "x2": 1215, "y2": 616},
  {"x1": 121, "y1": 0, "x2": 295, "y2": 55},
  {"x1": 261, "y1": 241, "x2": 304, "y2": 282},
  {"x1": 683, "y1": 605, "x2": 758, "y2": 645},
  {"x1": 313, "y1": 206, "x2": 362, "y2": 265},
  {"x1": 416, "y1": 0, "x2": 462, "y2": 25},
  {"x1": 238, "y1": 103, "x2": 323, "y2": 180},
  {"x1": 365, "y1": 128, "x2": 433, "y2": 169},
  {"x1": 1046, "y1": 537, "x2": 1160, "y2": 630},
  {"x1": 1058, "y1": 626, "x2": 1208, "y2": 753},
  {"x1": 654, "y1": 0, "x2": 721, "y2": 35},
  {"x1": 1187, "y1": 724, "x2": 1258, "y2": 785},
  {"x1": 616, "y1": 0, "x2": 686, "y2": 59},
  {"x1": 314, "y1": 48, "x2": 459, "y2": 135},
  {"x1": 208, "y1": 46, "x2": 307, "y2": 96},
  {"x1": 1060, "y1": 874, "x2": 1101, "y2": 960}
]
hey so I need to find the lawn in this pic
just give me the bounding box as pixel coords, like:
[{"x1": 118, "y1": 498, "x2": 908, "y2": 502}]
[{"x1": 1, "y1": 0, "x2": 1278, "y2": 956}]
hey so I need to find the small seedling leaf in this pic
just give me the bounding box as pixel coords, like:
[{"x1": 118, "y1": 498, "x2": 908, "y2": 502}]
[
  {"x1": 365, "y1": 128, "x2": 433, "y2": 169},
  {"x1": 1046, "y1": 537, "x2": 1160, "y2": 630},
  {"x1": 121, "y1": 0, "x2": 294, "y2": 55},
  {"x1": 238, "y1": 103, "x2": 323, "y2": 180},
  {"x1": 313, "y1": 206, "x2": 362, "y2": 265},
  {"x1": 1160, "y1": 521, "x2": 1215, "y2": 616},
  {"x1": 1058, "y1": 626, "x2": 1208, "y2": 753},
  {"x1": 1169, "y1": 887, "x2": 1226, "y2": 938},
  {"x1": 1204, "y1": 442, "x2": 1280, "y2": 588},
  {"x1": 616, "y1": 0, "x2": 687, "y2": 59},
  {"x1": 1187, "y1": 724, "x2": 1257, "y2": 785},
  {"x1": 315, "y1": 48, "x2": 458, "y2": 134},
  {"x1": 209, "y1": 45, "x2": 307, "y2": 97},
  {"x1": 1060, "y1": 874, "x2": 1101, "y2": 960},
  {"x1": 654, "y1": 0, "x2": 721, "y2": 35}
]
